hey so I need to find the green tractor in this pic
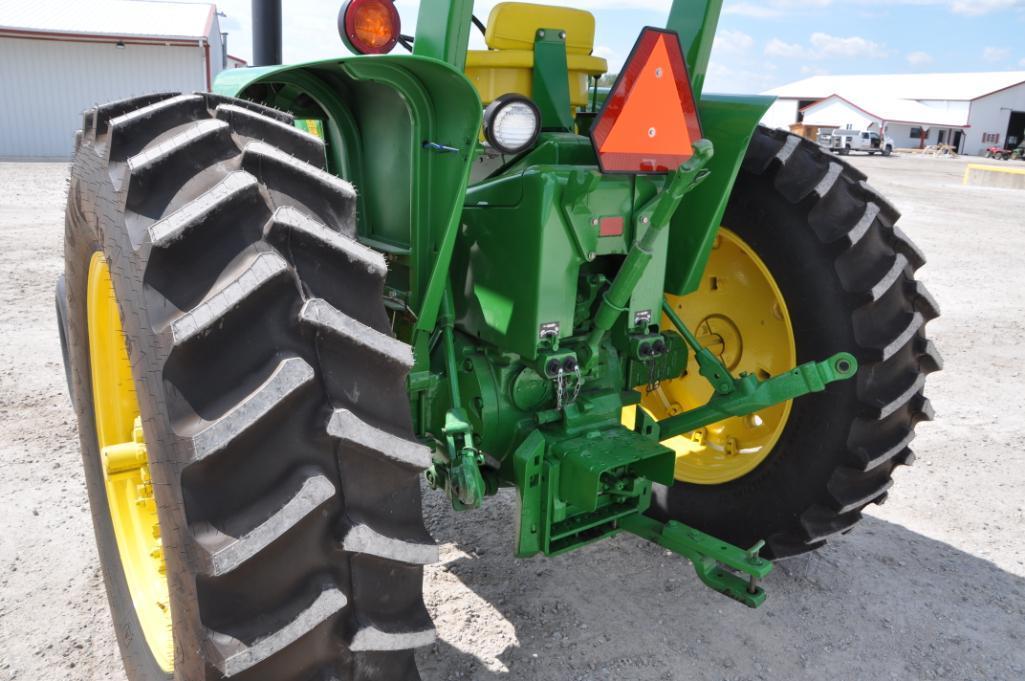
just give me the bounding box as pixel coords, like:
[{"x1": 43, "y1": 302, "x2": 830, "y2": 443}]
[{"x1": 56, "y1": 0, "x2": 940, "y2": 679}]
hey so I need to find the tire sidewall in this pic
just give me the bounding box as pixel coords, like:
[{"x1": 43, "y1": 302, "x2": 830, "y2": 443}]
[{"x1": 64, "y1": 155, "x2": 173, "y2": 681}]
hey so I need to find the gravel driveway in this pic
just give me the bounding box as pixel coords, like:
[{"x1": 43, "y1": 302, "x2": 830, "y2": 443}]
[{"x1": 1, "y1": 153, "x2": 1023, "y2": 681}]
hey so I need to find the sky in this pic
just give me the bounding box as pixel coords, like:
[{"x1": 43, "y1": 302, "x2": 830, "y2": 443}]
[{"x1": 213, "y1": 0, "x2": 1025, "y2": 94}]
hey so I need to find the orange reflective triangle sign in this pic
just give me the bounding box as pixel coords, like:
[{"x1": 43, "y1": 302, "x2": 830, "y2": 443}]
[{"x1": 591, "y1": 28, "x2": 703, "y2": 174}]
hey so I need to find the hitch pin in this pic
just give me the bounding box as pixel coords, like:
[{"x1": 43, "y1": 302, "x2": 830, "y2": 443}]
[{"x1": 747, "y1": 540, "x2": 766, "y2": 594}]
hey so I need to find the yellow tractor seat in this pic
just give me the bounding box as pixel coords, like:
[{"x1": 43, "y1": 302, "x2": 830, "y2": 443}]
[{"x1": 465, "y1": 2, "x2": 608, "y2": 108}]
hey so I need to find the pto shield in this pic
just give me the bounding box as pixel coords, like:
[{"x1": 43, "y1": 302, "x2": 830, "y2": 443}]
[{"x1": 591, "y1": 28, "x2": 703, "y2": 174}]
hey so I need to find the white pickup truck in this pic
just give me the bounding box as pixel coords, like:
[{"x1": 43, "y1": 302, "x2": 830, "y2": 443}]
[{"x1": 828, "y1": 130, "x2": 894, "y2": 156}]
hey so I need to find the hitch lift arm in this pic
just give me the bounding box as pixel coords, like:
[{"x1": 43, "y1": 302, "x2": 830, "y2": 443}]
[{"x1": 650, "y1": 300, "x2": 859, "y2": 441}]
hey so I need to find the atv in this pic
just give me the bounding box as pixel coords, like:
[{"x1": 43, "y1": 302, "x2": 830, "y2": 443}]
[
  {"x1": 985, "y1": 145, "x2": 1012, "y2": 160},
  {"x1": 55, "y1": 1, "x2": 940, "y2": 679}
]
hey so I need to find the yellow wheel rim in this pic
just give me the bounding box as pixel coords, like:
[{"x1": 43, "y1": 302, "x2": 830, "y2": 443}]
[
  {"x1": 86, "y1": 252, "x2": 174, "y2": 672},
  {"x1": 631, "y1": 229, "x2": 797, "y2": 485}
]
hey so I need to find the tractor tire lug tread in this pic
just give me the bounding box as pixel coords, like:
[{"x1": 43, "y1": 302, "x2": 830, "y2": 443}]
[
  {"x1": 857, "y1": 180, "x2": 901, "y2": 223},
  {"x1": 774, "y1": 134, "x2": 801, "y2": 165},
  {"x1": 348, "y1": 626, "x2": 436, "y2": 653},
  {"x1": 917, "y1": 337, "x2": 944, "y2": 374},
  {"x1": 107, "y1": 94, "x2": 207, "y2": 162},
  {"x1": 300, "y1": 298, "x2": 414, "y2": 368},
  {"x1": 799, "y1": 506, "x2": 863, "y2": 544},
  {"x1": 216, "y1": 103, "x2": 326, "y2": 168},
  {"x1": 267, "y1": 206, "x2": 387, "y2": 277},
  {"x1": 65, "y1": 92, "x2": 433, "y2": 680},
  {"x1": 121, "y1": 119, "x2": 235, "y2": 211},
  {"x1": 914, "y1": 394, "x2": 936, "y2": 423},
  {"x1": 740, "y1": 126, "x2": 790, "y2": 173},
  {"x1": 859, "y1": 311, "x2": 926, "y2": 363},
  {"x1": 872, "y1": 372, "x2": 927, "y2": 421},
  {"x1": 341, "y1": 523, "x2": 439, "y2": 566},
  {"x1": 204, "y1": 585, "x2": 348, "y2": 677},
  {"x1": 125, "y1": 118, "x2": 229, "y2": 175},
  {"x1": 850, "y1": 426, "x2": 916, "y2": 472},
  {"x1": 169, "y1": 250, "x2": 290, "y2": 345},
  {"x1": 149, "y1": 171, "x2": 260, "y2": 247},
  {"x1": 891, "y1": 225, "x2": 928, "y2": 270},
  {"x1": 193, "y1": 471, "x2": 336, "y2": 576},
  {"x1": 240, "y1": 141, "x2": 357, "y2": 235},
  {"x1": 89, "y1": 92, "x2": 179, "y2": 140},
  {"x1": 912, "y1": 280, "x2": 941, "y2": 320},
  {"x1": 653, "y1": 127, "x2": 938, "y2": 560},
  {"x1": 862, "y1": 253, "x2": 909, "y2": 302},
  {"x1": 840, "y1": 201, "x2": 881, "y2": 248},
  {"x1": 186, "y1": 356, "x2": 315, "y2": 462},
  {"x1": 826, "y1": 467, "x2": 895, "y2": 514},
  {"x1": 202, "y1": 92, "x2": 295, "y2": 124},
  {"x1": 813, "y1": 161, "x2": 843, "y2": 198},
  {"x1": 327, "y1": 408, "x2": 432, "y2": 471}
]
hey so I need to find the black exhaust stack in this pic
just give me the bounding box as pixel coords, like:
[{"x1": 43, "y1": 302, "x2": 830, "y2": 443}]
[{"x1": 252, "y1": 0, "x2": 282, "y2": 66}]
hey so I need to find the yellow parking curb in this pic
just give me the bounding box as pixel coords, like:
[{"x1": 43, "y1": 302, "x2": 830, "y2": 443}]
[{"x1": 963, "y1": 163, "x2": 1025, "y2": 187}]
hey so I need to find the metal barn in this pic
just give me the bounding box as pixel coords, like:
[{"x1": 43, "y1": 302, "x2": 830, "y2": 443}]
[{"x1": 0, "y1": 0, "x2": 242, "y2": 159}]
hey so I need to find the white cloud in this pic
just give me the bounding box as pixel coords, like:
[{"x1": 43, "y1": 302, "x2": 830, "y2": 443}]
[
  {"x1": 592, "y1": 45, "x2": 623, "y2": 71},
  {"x1": 950, "y1": 0, "x2": 1022, "y2": 14},
  {"x1": 809, "y1": 32, "x2": 889, "y2": 58},
  {"x1": 398, "y1": 0, "x2": 669, "y2": 11},
  {"x1": 906, "y1": 51, "x2": 934, "y2": 65},
  {"x1": 704, "y1": 61, "x2": 781, "y2": 94},
  {"x1": 713, "y1": 30, "x2": 755, "y2": 55},
  {"x1": 729, "y1": 0, "x2": 1022, "y2": 17},
  {"x1": 983, "y1": 47, "x2": 1012, "y2": 62},
  {"x1": 766, "y1": 33, "x2": 888, "y2": 60},
  {"x1": 213, "y1": 0, "x2": 1021, "y2": 67},
  {"x1": 765, "y1": 38, "x2": 809, "y2": 59},
  {"x1": 724, "y1": 3, "x2": 785, "y2": 18}
]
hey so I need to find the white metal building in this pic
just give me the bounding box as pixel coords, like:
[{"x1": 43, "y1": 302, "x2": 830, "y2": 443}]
[
  {"x1": 800, "y1": 95, "x2": 970, "y2": 151},
  {"x1": 0, "y1": 0, "x2": 245, "y2": 159},
  {"x1": 762, "y1": 72, "x2": 1025, "y2": 156}
]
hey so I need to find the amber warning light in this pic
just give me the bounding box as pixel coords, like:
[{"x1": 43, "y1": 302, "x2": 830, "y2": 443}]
[
  {"x1": 591, "y1": 28, "x2": 703, "y2": 174},
  {"x1": 339, "y1": 0, "x2": 400, "y2": 55}
]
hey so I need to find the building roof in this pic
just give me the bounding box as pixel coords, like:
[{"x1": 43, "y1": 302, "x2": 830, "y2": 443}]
[
  {"x1": 767, "y1": 71, "x2": 1025, "y2": 102},
  {"x1": 803, "y1": 94, "x2": 970, "y2": 128},
  {"x1": 0, "y1": 0, "x2": 215, "y2": 42}
]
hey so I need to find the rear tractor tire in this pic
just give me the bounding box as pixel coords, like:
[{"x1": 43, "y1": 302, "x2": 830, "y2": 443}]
[
  {"x1": 648, "y1": 127, "x2": 940, "y2": 559},
  {"x1": 61, "y1": 92, "x2": 436, "y2": 680}
]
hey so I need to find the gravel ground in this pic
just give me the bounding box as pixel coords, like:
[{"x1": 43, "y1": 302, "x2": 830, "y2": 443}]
[{"x1": 1, "y1": 152, "x2": 1024, "y2": 681}]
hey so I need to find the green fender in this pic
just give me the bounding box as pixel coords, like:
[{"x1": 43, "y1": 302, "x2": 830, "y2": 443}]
[
  {"x1": 665, "y1": 94, "x2": 775, "y2": 297},
  {"x1": 214, "y1": 57, "x2": 483, "y2": 338}
]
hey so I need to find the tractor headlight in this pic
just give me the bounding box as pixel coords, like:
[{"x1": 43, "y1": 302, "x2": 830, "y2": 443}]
[{"x1": 484, "y1": 94, "x2": 541, "y2": 155}]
